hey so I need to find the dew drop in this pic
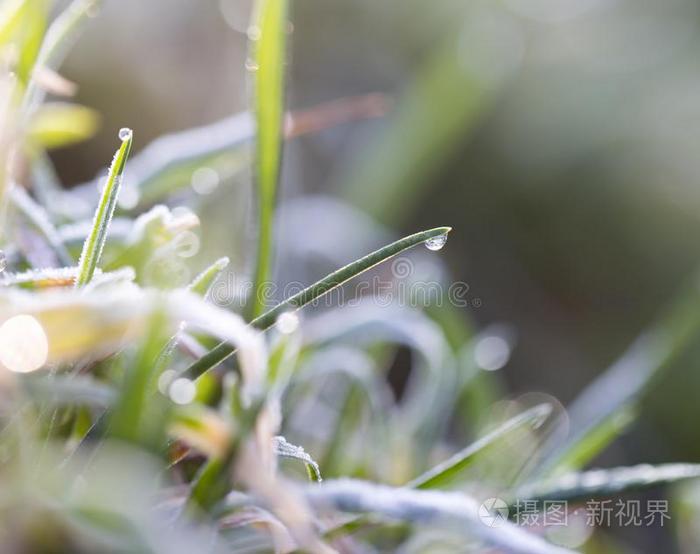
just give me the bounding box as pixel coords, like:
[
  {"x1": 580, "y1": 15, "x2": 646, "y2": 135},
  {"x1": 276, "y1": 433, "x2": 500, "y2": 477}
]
[
  {"x1": 0, "y1": 314, "x2": 49, "y2": 373},
  {"x1": 425, "y1": 234, "x2": 448, "y2": 251},
  {"x1": 118, "y1": 127, "x2": 132, "y2": 141},
  {"x1": 169, "y1": 378, "x2": 196, "y2": 405},
  {"x1": 0, "y1": 250, "x2": 6, "y2": 273},
  {"x1": 245, "y1": 58, "x2": 259, "y2": 72},
  {"x1": 276, "y1": 312, "x2": 299, "y2": 334}
]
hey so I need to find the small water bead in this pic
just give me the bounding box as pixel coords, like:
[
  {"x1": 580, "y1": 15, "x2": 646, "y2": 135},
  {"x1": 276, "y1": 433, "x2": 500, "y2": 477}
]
[
  {"x1": 245, "y1": 58, "x2": 259, "y2": 72},
  {"x1": 118, "y1": 127, "x2": 132, "y2": 141},
  {"x1": 424, "y1": 233, "x2": 448, "y2": 251},
  {"x1": 276, "y1": 312, "x2": 299, "y2": 335},
  {"x1": 0, "y1": 250, "x2": 5, "y2": 272}
]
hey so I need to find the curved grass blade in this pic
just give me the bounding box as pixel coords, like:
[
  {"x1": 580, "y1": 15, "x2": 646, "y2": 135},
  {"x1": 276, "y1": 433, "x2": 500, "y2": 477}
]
[
  {"x1": 74, "y1": 128, "x2": 132, "y2": 287},
  {"x1": 274, "y1": 435, "x2": 321, "y2": 482},
  {"x1": 325, "y1": 403, "x2": 552, "y2": 540},
  {"x1": 540, "y1": 278, "x2": 700, "y2": 476},
  {"x1": 183, "y1": 226, "x2": 451, "y2": 379},
  {"x1": 409, "y1": 403, "x2": 552, "y2": 490},
  {"x1": 305, "y1": 480, "x2": 575, "y2": 554},
  {"x1": 545, "y1": 407, "x2": 636, "y2": 476},
  {"x1": 248, "y1": 0, "x2": 289, "y2": 319},
  {"x1": 518, "y1": 463, "x2": 700, "y2": 505},
  {"x1": 188, "y1": 256, "x2": 229, "y2": 297}
]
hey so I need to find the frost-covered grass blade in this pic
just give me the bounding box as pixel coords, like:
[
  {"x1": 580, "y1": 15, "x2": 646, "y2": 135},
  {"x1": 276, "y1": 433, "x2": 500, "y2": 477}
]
[{"x1": 74, "y1": 128, "x2": 132, "y2": 287}]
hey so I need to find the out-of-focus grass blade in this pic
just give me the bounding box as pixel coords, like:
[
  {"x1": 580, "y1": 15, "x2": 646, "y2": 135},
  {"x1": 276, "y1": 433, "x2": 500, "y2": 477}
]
[
  {"x1": 540, "y1": 278, "x2": 700, "y2": 476},
  {"x1": 27, "y1": 102, "x2": 100, "y2": 149},
  {"x1": 15, "y1": 0, "x2": 47, "y2": 85},
  {"x1": 74, "y1": 128, "x2": 132, "y2": 287},
  {"x1": 188, "y1": 257, "x2": 229, "y2": 297},
  {"x1": 341, "y1": 14, "x2": 517, "y2": 226},
  {"x1": 248, "y1": 0, "x2": 288, "y2": 319},
  {"x1": 183, "y1": 226, "x2": 451, "y2": 379},
  {"x1": 108, "y1": 307, "x2": 171, "y2": 448},
  {"x1": 67, "y1": 95, "x2": 388, "y2": 215},
  {"x1": 325, "y1": 403, "x2": 552, "y2": 540},
  {"x1": 22, "y1": 374, "x2": 115, "y2": 408},
  {"x1": 8, "y1": 184, "x2": 72, "y2": 264},
  {"x1": 518, "y1": 464, "x2": 700, "y2": 505},
  {"x1": 545, "y1": 407, "x2": 636, "y2": 476},
  {"x1": 0, "y1": 0, "x2": 28, "y2": 45},
  {"x1": 22, "y1": 0, "x2": 99, "y2": 113},
  {"x1": 408, "y1": 403, "x2": 552, "y2": 490},
  {"x1": 305, "y1": 480, "x2": 575, "y2": 554}
]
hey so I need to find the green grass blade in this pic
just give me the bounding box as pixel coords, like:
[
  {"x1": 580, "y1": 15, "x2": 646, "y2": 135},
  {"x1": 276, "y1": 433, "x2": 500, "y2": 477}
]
[
  {"x1": 408, "y1": 404, "x2": 552, "y2": 490},
  {"x1": 108, "y1": 307, "x2": 171, "y2": 448},
  {"x1": 544, "y1": 407, "x2": 636, "y2": 476},
  {"x1": 183, "y1": 226, "x2": 451, "y2": 379},
  {"x1": 341, "y1": 27, "x2": 510, "y2": 226},
  {"x1": 518, "y1": 463, "x2": 700, "y2": 505},
  {"x1": 540, "y1": 278, "x2": 700, "y2": 476},
  {"x1": 187, "y1": 257, "x2": 230, "y2": 297},
  {"x1": 325, "y1": 403, "x2": 552, "y2": 540},
  {"x1": 74, "y1": 128, "x2": 132, "y2": 287},
  {"x1": 248, "y1": 0, "x2": 288, "y2": 319}
]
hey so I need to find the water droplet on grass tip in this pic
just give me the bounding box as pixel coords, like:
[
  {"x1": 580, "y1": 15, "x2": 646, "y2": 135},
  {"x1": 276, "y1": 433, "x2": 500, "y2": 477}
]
[
  {"x1": 425, "y1": 234, "x2": 448, "y2": 251},
  {"x1": 118, "y1": 127, "x2": 132, "y2": 141},
  {"x1": 245, "y1": 58, "x2": 259, "y2": 72}
]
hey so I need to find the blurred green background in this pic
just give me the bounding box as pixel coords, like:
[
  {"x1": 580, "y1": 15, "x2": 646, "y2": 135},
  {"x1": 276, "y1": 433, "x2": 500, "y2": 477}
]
[{"x1": 52, "y1": 0, "x2": 700, "y2": 471}]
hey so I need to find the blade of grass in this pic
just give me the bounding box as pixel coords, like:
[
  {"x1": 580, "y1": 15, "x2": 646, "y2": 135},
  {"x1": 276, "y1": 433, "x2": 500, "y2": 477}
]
[
  {"x1": 68, "y1": 95, "x2": 388, "y2": 214},
  {"x1": 325, "y1": 403, "x2": 552, "y2": 540},
  {"x1": 22, "y1": 0, "x2": 99, "y2": 114},
  {"x1": 274, "y1": 435, "x2": 322, "y2": 482},
  {"x1": 8, "y1": 183, "x2": 72, "y2": 265},
  {"x1": 408, "y1": 403, "x2": 552, "y2": 490},
  {"x1": 248, "y1": 0, "x2": 288, "y2": 319},
  {"x1": 304, "y1": 480, "x2": 575, "y2": 554},
  {"x1": 539, "y1": 276, "x2": 700, "y2": 476},
  {"x1": 188, "y1": 256, "x2": 230, "y2": 297},
  {"x1": 108, "y1": 306, "x2": 171, "y2": 449},
  {"x1": 183, "y1": 226, "x2": 452, "y2": 379},
  {"x1": 518, "y1": 463, "x2": 700, "y2": 505},
  {"x1": 74, "y1": 128, "x2": 132, "y2": 287}
]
